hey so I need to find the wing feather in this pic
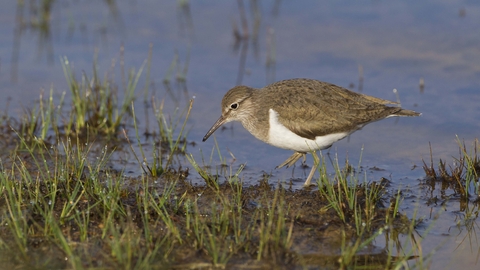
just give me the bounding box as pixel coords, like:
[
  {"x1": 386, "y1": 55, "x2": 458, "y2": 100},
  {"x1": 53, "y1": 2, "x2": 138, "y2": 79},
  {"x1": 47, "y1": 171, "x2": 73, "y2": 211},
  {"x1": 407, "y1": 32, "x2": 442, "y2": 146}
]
[{"x1": 264, "y1": 79, "x2": 402, "y2": 140}]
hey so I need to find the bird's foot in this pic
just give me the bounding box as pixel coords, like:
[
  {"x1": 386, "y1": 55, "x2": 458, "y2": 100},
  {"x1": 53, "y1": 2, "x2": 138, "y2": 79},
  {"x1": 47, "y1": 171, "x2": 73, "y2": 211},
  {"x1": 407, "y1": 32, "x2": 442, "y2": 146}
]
[{"x1": 276, "y1": 152, "x2": 306, "y2": 169}]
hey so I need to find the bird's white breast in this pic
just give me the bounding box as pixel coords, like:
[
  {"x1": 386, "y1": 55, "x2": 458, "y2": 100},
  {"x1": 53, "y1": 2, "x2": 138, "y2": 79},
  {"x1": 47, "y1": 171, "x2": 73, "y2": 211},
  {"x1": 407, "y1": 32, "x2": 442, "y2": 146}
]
[{"x1": 267, "y1": 109, "x2": 349, "y2": 152}]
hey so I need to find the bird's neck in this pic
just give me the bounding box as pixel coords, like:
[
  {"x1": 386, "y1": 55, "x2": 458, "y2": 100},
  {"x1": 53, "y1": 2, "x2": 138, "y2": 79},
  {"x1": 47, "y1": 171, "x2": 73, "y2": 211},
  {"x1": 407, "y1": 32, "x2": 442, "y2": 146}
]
[{"x1": 239, "y1": 96, "x2": 269, "y2": 142}]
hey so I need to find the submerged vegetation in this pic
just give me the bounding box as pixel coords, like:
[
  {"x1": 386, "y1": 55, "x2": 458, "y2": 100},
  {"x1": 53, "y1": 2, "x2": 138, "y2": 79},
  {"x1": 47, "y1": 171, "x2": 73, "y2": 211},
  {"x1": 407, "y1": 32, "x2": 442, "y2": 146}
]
[{"x1": 423, "y1": 139, "x2": 480, "y2": 202}]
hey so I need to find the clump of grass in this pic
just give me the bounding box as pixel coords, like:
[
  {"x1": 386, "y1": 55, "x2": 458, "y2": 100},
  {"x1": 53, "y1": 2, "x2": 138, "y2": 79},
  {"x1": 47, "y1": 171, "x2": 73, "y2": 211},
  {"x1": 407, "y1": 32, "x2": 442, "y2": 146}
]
[
  {"x1": 423, "y1": 138, "x2": 480, "y2": 200},
  {"x1": 421, "y1": 138, "x2": 480, "y2": 265},
  {"x1": 186, "y1": 135, "x2": 230, "y2": 189},
  {"x1": 255, "y1": 185, "x2": 294, "y2": 262},
  {"x1": 0, "y1": 49, "x2": 195, "y2": 268},
  {"x1": 185, "y1": 145, "x2": 425, "y2": 268},
  {"x1": 61, "y1": 54, "x2": 141, "y2": 136},
  {"x1": 284, "y1": 149, "x2": 429, "y2": 268},
  {"x1": 314, "y1": 150, "x2": 386, "y2": 235},
  {"x1": 12, "y1": 89, "x2": 59, "y2": 145},
  {"x1": 127, "y1": 98, "x2": 192, "y2": 177},
  {"x1": 9, "y1": 50, "x2": 148, "y2": 148}
]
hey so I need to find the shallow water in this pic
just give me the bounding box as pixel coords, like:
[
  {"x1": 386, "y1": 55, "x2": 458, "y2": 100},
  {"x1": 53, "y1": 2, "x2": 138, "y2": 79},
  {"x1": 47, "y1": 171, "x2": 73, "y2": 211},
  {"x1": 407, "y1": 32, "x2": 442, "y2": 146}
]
[{"x1": 1, "y1": 0, "x2": 479, "y2": 268}]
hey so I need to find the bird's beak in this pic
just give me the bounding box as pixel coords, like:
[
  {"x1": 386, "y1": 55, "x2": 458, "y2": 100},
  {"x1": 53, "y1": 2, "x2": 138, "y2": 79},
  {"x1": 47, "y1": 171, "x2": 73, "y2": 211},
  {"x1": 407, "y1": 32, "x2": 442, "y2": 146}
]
[{"x1": 203, "y1": 115, "x2": 228, "y2": 142}]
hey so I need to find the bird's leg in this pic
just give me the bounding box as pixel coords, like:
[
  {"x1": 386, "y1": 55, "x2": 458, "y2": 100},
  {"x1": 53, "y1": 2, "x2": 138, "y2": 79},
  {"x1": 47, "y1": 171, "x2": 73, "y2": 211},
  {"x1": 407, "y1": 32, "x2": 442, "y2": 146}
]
[
  {"x1": 304, "y1": 150, "x2": 320, "y2": 186},
  {"x1": 304, "y1": 165, "x2": 316, "y2": 186},
  {"x1": 276, "y1": 152, "x2": 305, "y2": 169},
  {"x1": 301, "y1": 153, "x2": 307, "y2": 164}
]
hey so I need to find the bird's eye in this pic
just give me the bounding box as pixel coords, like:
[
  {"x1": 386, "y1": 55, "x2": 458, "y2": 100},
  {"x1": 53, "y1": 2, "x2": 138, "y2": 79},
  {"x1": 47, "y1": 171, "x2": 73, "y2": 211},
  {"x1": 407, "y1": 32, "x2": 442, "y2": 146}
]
[{"x1": 230, "y1": 103, "x2": 238, "y2": 110}]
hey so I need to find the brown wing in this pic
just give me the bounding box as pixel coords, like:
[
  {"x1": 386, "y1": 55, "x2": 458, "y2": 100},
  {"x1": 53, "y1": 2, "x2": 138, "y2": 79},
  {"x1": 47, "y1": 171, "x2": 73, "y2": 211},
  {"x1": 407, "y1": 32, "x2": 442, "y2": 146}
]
[{"x1": 264, "y1": 79, "x2": 403, "y2": 140}]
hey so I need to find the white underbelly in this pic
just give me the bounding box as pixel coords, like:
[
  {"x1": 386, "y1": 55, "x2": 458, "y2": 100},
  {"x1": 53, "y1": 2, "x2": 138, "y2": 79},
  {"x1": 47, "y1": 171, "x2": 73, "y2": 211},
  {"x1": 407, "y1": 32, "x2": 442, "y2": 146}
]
[{"x1": 267, "y1": 109, "x2": 349, "y2": 152}]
